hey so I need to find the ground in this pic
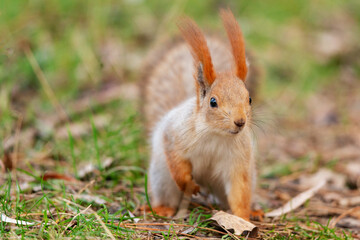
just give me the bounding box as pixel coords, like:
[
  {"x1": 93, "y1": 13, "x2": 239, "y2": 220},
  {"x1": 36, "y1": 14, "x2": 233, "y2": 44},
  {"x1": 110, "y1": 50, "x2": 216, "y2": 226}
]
[{"x1": 0, "y1": 0, "x2": 360, "y2": 239}]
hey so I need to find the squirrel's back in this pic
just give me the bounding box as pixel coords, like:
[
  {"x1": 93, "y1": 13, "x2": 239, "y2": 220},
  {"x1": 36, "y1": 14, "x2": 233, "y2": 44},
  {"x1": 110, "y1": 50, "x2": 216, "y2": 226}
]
[{"x1": 142, "y1": 37, "x2": 234, "y2": 132}]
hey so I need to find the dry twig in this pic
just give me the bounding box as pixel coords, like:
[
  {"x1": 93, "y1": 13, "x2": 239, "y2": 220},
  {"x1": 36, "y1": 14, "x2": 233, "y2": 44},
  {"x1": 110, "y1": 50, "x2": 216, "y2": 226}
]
[{"x1": 330, "y1": 206, "x2": 360, "y2": 228}]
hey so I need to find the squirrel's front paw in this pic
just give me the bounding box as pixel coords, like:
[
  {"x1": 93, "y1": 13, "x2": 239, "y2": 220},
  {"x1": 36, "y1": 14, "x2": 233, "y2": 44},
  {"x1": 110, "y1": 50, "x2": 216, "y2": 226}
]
[
  {"x1": 176, "y1": 174, "x2": 200, "y2": 195},
  {"x1": 191, "y1": 182, "x2": 200, "y2": 195},
  {"x1": 184, "y1": 180, "x2": 200, "y2": 196}
]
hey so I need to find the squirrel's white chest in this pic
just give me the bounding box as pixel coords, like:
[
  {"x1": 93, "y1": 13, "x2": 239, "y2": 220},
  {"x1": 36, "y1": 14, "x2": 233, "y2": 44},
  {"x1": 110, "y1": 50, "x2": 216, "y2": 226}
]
[{"x1": 185, "y1": 134, "x2": 238, "y2": 184}]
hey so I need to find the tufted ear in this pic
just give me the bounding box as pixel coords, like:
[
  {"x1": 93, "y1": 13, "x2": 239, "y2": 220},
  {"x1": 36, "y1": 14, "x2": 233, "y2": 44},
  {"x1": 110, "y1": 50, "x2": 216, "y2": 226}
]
[
  {"x1": 195, "y1": 63, "x2": 211, "y2": 99},
  {"x1": 177, "y1": 17, "x2": 216, "y2": 89},
  {"x1": 220, "y1": 9, "x2": 248, "y2": 81}
]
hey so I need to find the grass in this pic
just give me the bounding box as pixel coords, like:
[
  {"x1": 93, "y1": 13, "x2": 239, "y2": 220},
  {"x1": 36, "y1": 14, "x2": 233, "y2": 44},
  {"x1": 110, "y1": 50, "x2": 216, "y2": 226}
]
[{"x1": 1, "y1": 0, "x2": 359, "y2": 239}]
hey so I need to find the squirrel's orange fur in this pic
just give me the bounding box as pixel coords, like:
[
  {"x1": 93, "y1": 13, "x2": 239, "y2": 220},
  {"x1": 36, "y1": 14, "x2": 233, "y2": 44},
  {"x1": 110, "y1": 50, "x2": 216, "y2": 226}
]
[
  {"x1": 177, "y1": 17, "x2": 216, "y2": 84},
  {"x1": 220, "y1": 9, "x2": 248, "y2": 81},
  {"x1": 142, "y1": 9, "x2": 256, "y2": 219}
]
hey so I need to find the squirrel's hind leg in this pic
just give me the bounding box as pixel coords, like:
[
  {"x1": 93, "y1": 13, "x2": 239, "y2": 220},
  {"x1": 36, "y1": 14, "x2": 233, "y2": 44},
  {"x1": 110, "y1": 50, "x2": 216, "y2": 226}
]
[
  {"x1": 148, "y1": 151, "x2": 183, "y2": 216},
  {"x1": 140, "y1": 204, "x2": 176, "y2": 217},
  {"x1": 152, "y1": 206, "x2": 176, "y2": 217}
]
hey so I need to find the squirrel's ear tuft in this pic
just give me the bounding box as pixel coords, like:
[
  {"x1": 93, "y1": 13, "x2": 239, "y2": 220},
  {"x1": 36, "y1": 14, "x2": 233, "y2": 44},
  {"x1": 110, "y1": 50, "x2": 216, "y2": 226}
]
[
  {"x1": 177, "y1": 17, "x2": 216, "y2": 86},
  {"x1": 196, "y1": 63, "x2": 210, "y2": 99},
  {"x1": 220, "y1": 9, "x2": 248, "y2": 81}
]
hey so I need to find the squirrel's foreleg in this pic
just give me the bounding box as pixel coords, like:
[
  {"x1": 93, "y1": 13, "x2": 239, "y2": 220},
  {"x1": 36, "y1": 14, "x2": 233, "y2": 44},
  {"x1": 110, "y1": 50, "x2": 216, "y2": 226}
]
[
  {"x1": 164, "y1": 140, "x2": 200, "y2": 195},
  {"x1": 227, "y1": 163, "x2": 252, "y2": 220}
]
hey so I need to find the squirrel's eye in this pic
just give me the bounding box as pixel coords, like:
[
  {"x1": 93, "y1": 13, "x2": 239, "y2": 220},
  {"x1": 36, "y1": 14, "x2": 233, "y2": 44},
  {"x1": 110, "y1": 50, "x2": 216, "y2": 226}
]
[
  {"x1": 210, "y1": 97, "x2": 218, "y2": 108},
  {"x1": 249, "y1": 96, "x2": 252, "y2": 105}
]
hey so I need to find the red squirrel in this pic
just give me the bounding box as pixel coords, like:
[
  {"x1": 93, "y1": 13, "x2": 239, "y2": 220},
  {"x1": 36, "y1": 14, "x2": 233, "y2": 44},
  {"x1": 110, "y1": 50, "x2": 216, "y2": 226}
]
[{"x1": 142, "y1": 9, "x2": 256, "y2": 220}]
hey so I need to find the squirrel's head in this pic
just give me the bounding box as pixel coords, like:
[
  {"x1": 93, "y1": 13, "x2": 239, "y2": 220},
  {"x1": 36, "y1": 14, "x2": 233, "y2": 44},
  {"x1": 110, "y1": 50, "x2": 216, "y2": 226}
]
[{"x1": 178, "y1": 9, "x2": 251, "y2": 135}]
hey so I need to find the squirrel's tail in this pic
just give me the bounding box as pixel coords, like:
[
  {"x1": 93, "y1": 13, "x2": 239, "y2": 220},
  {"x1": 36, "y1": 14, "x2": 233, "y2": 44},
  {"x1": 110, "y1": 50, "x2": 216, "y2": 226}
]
[{"x1": 140, "y1": 37, "x2": 191, "y2": 133}]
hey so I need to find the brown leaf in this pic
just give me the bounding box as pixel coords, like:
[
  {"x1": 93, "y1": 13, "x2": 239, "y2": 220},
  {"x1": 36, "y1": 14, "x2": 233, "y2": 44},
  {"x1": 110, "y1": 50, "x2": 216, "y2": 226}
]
[
  {"x1": 1, "y1": 153, "x2": 13, "y2": 171},
  {"x1": 42, "y1": 172, "x2": 77, "y2": 182},
  {"x1": 209, "y1": 211, "x2": 258, "y2": 237}
]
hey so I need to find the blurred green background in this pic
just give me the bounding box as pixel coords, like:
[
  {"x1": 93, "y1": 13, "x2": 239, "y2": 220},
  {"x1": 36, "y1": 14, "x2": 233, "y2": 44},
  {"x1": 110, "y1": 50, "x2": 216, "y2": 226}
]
[{"x1": 1, "y1": 0, "x2": 359, "y2": 175}]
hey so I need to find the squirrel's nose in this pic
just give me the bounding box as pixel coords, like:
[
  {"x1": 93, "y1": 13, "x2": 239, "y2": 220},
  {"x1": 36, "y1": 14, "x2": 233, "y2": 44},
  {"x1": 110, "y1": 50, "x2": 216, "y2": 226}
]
[{"x1": 234, "y1": 119, "x2": 245, "y2": 128}]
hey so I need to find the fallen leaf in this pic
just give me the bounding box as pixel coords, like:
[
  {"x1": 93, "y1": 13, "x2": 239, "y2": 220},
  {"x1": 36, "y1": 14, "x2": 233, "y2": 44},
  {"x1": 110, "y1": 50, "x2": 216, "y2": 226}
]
[
  {"x1": 42, "y1": 172, "x2": 77, "y2": 182},
  {"x1": 209, "y1": 211, "x2": 258, "y2": 237},
  {"x1": 265, "y1": 179, "x2": 326, "y2": 217},
  {"x1": 1, "y1": 153, "x2": 13, "y2": 171},
  {"x1": 1, "y1": 213, "x2": 35, "y2": 226}
]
